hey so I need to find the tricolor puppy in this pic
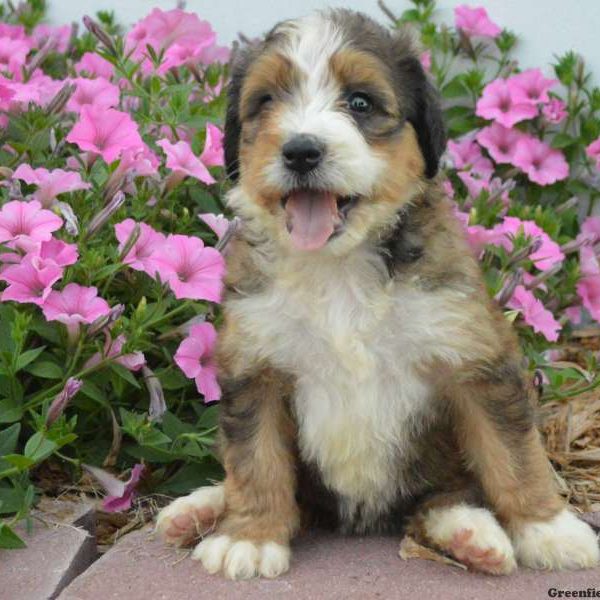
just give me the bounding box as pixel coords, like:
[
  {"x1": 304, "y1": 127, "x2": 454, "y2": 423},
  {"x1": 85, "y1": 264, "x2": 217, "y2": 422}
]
[{"x1": 157, "y1": 10, "x2": 599, "y2": 578}]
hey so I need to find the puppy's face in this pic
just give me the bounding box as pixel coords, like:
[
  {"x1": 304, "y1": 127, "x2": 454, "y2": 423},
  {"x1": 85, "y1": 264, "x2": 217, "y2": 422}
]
[{"x1": 224, "y1": 11, "x2": 445, "y2": 254}]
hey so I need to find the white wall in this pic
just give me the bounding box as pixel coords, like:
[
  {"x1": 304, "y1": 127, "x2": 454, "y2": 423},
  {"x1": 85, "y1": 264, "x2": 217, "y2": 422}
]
[{"x1": 48, "y1": 0, "x2": 600, "y2": 81}]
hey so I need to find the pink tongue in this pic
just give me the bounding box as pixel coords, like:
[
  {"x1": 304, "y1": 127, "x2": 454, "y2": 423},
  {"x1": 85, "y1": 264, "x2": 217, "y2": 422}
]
[{"x1": 285, "y1": 191, "x2": 338, "y2": 251}]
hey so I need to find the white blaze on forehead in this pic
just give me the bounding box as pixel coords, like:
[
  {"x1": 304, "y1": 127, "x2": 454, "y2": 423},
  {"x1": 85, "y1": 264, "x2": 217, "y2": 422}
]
[{"x1": 265, "y1": 13, "x2": 385, "y2": 197}]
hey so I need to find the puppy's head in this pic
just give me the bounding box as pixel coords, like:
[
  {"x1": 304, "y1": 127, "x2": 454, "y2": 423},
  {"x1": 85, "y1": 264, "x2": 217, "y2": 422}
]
[{"x1": 225, "y1": 10, "x2": 445, "y2": 254}]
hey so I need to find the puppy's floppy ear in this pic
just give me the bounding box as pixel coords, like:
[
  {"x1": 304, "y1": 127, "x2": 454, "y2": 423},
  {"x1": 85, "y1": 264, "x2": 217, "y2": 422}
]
[
  {"x1": 392, "y1": 34, "x2": 446, "y2": 179},
  {"x1": 224, "y1": 44, "x2": 257, "y2": 181}
]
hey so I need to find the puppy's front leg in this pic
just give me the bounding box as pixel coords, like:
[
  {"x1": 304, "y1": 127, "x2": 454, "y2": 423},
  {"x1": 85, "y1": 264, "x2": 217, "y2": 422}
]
[
  {"x1": 447, "y1": 358, "x2": 599, "y2": 570},
  {"x1": 193, "y1": 368, "x2": 300, "y2": 579}
]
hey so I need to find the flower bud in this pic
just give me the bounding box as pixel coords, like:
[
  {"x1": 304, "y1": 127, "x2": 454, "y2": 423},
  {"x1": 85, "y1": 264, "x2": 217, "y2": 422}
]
[
  {"x1": 56, "y1": 201, "x2": 80, "y2": 235},
  {"x1": 118, "y1": 222, "x2": 141, "y2": 262},
  {"x1": 88, "y1": 304, "x2": 125, "y2": 336},
  {"x1": 47, "y1": 377, "x2": 83, "y2": 426},
  {"x1": 85, "y1": 191, "x2": 126, "y2": 239},
  {"x1": 45, "y1": 82, "x2": 76, "y2": 116},
  {"x1": 495, "y1": 269, "x2": 523, "y2": 306},
  {"x1": 143, "y1": 366, "x2": 167, "y2": 423},
  {"x1": 83, "y1": 16, "x2": 118, "y2": 56}
]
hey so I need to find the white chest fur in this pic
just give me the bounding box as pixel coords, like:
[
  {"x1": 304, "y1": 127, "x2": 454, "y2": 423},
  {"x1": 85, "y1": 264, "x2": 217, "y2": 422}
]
[{"x1": 227, "y1": 247, "x2": 474, "y2": 521}]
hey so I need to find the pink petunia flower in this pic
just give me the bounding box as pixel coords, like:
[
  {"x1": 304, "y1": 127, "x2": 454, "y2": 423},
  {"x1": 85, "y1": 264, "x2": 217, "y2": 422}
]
[
  {"x1": 512, "y1": 137, "x2": 569, "y2": 185},
  {"x1": 174, "y1": 322, "x2": 221, "y2": 402},
  {"x1": 476, "y1": 78, "x2": 538, "y2": 128},
  {"x1": 0, "y1": 255, "x2": 63, "y2": 305},
  {"x1": 0, "y1": 37, "x2": 31, "y2": 78},
  {"x1": 114, "y1": 219, "x2": 166, "y2": 276},
  {"x1": 493, "y1": 216, "x2": 564, "y2": 271},
  {"x1": 157, "y1": 138, "x2": 216, "y2": 185},
  {"x1": 578, "y1": 216, "x2": 600, "y2": 245},
  {"x1": 0, "y1": 200, "x2": 63, "y2": 252},
  {"x1": 12, "y1": 164, "x2": 91, "y2": 207},
  {"x1": 442, "y1": 179, "x2": 455, "y2": 200},
  {"x1": 457, "y1": 170, "x2": 491, "y2": 198},
  {"x1": 507, "y1": 69, "x2": 557, "y2": 106},
  {"x1": 151, "y1": 234, "x2": 225, "y2": 301},
  {"x1": 447, "y1": 135, "x2": 492, "y2": 176},
  {"x1": 576, "y1": 247, "x2": 600, "y2": 323},
  {"x1": 542, "y1": 98, "x2": 568, "y2": 124},
  {"x1": 565, "y1": 305, "x2": 583, "y2": 325},
  {"x1": 42, "y1": 283, "x2": 111, "y2": 326},
  {"x1": 200, "y1": 123, "x2": 225, "y2": 168},
  {"x1": 454, "y1": 5, "x2": 501, "y2": 38},
  {"x1": 580, "y1": 245, "x2": 600, "y2": 276},
  {"x1": 507, "y1": 285, "x2": 561, "y2": 342},
  {"x1": 75, "y1": 52, "x2": 115, "y2": 80},
  {"x1": 84, "y1": 331, "x2": 146, "y2": 372},
  {"x1": 38, "y1": 238, "x2": 79, "y2": 267},
  {"x1": 198, "y1": 213, "x2": 231, "y2": 240},
  {"x1": 84, "y1": 463, "x2": 145, "y2": 512},
  {"x1": 66, "y1": 105, "x2": 145, "y2": 164},
  {"x1": 126, "y1": 8, "x2": 228, "y2": 74},
  {"x1": 0, "y1": 24, "x2": 27, "y2": 40},
  {"x1": 4, "y1": 71, "x2": 63, "y2": 109},
  {"x1": 32, "y1": 24, "x2": 71, "y2": 53},
  {"x1": 158, "y1": 41, "x2": 229, "y2": 74},
  {"x1": 66, "y1": 77, "x2": 120, "y2": 113},
  {"x1": 476, "y1": 123, "x2": 525, "y2": 165},
  {"x1": 586, "y1": 138, "x2": 600, "y2": 169}
]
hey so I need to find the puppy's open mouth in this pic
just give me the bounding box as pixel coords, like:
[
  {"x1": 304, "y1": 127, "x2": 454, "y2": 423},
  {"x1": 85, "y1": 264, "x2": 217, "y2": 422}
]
[{"x1": 282, "y1": 190, "x2": 359, "y2": 251}]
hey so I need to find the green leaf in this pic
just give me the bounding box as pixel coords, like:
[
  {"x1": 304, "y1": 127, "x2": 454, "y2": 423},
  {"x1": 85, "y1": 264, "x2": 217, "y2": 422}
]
[
  {"x1": 14, "y1": 347, "x2": 46, "y2": 372},
  {"x1": 399, "y1": 8, "x2": 420, "y2": 22},
  {"x1": 551, "y1": 133, "x2": 577, "y2": 149},
  {"x1": 197, "y1": 405, "x2": 220, "y2": 430},
  {"x1": 80, "y1": 381, "x2": 108, "y2": 405},
  {"x1": 0, "y1": 398, "x2": 23, "y2": 424},
  {"x1": 24, "y1": 432, "x2": 57, "y2": 463},
  {"x1": 25, "y1": 361, "x2": 64, "y2": 379},
  {"x1": 109, "y1": 363, "x2": 141, "y2": 389},
  {"x1": 161, "y1": 412, "x2": 195, "y2": 439},
  {"x1": 442, "y1": 76, "x2": 468, "y2": 99},
  {"x1": 0, "y1": 423, "x2": 20, "y2": 456},
  {"x1": 0, "y1": 485, "x2": 28, "y2": 515},
  {"x1": 156, "y1": 462, "x2": 223, "y2": 495},
  {"x1": 0, "y1": 523, "x2": 26, "y2": 549},
  {"x1": 2, "y1": 454, "x2": 34, "y2": 470}
]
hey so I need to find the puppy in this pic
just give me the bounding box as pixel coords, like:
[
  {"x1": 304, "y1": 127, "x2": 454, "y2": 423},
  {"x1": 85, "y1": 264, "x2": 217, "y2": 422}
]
[{"x1": 156, "y1": 10, "x2": 599, "y2": 578}]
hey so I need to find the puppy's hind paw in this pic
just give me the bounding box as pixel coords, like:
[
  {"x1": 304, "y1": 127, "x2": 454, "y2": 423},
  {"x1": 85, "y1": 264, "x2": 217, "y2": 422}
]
[
  {"x1": 513, "y1": 509, "x2": 600, "y2": 570},
  {"x1": 424, "y1": 503, "x2": 517, "y2": 575}
]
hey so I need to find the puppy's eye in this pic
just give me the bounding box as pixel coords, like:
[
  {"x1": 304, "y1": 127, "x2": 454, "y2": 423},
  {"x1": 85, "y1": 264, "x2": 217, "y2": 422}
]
[
  {"x1": 347, "y1": 92, "x2": 373, "y2": 114},
  {"x1": 259, "y1": 94, "x2": 273, "y2": 108}
]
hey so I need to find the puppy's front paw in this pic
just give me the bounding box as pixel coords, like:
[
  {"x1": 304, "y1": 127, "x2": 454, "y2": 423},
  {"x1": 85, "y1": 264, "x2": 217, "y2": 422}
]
[
  {"x1": 423, "y1": 504, "x2": 516, "y2": 575},
  {"x1": 155, "y1": 485, "x2": 225, "y2": 546},
  {"x1": 192, "y1": 534, "x2": 291, "y2": 579},
  {"x1": 512, "y1": 509, "x2": 600, "y2": 570}
]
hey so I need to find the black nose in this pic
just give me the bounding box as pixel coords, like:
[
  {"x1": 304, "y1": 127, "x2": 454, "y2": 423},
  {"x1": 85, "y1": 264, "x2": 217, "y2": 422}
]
[{"x1": 282, "y1": 134, "x2": 324, "y2": 175}]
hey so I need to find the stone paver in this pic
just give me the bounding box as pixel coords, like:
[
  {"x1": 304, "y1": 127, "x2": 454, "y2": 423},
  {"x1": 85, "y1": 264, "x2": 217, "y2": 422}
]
[
  {"x1": 59, "y1": 526, "x2": 600, "y2": 600},
  {"x1": 1, "y1": 499, "x2": 97, "y2": 600}
]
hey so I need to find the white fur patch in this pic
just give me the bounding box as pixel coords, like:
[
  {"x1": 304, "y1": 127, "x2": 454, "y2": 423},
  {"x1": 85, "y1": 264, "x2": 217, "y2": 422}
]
[
  {"x1": 512, "y1": 509, "x2": 600, "y2": 570},
  {"x1": 424, "y1": 503, "x2": 516, "y2": 574},
  {"x1": 226, "y1": 245, "x2": 490, "y2": 530},
  {"x1": 155, "y1": 485, "x2": 225, "y2": 545},
  {"x1": 192, "y1": 535, "x2": 291, "y2": 579}
]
